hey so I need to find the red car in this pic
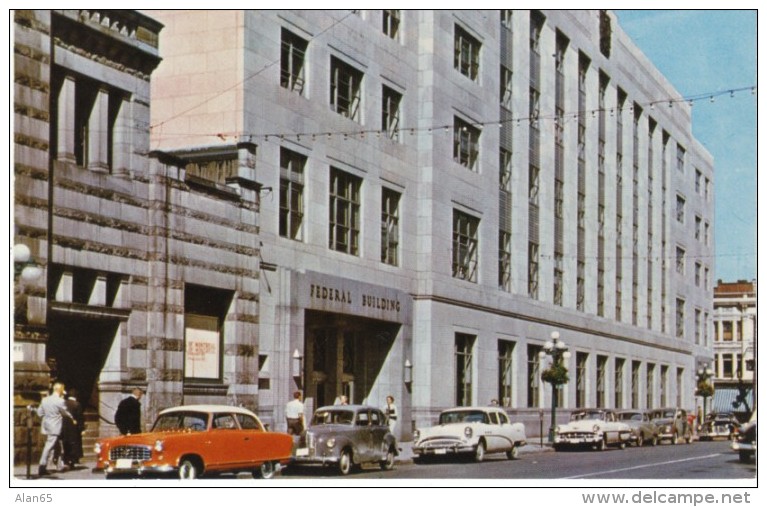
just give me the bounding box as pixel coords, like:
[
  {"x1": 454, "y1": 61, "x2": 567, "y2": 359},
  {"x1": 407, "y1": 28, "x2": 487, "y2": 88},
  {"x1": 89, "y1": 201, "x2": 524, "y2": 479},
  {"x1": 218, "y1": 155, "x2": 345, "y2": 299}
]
[{"x1": 94, "y1": 405, "x2": 293, "y2": 479}]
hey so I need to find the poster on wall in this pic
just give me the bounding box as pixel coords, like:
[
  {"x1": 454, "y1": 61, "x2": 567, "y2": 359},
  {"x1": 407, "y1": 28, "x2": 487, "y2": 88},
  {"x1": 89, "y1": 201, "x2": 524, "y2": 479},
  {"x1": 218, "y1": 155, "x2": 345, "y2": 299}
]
[{"x1": 185, "y1": 314, "x2": 221, "y2": 380}]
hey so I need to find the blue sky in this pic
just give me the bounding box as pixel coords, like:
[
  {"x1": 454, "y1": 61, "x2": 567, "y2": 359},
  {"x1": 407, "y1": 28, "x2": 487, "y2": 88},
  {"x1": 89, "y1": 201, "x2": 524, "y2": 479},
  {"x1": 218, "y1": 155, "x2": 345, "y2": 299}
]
[{"x1": 615, "y1": 10, "x2": 757, "y2": 283}]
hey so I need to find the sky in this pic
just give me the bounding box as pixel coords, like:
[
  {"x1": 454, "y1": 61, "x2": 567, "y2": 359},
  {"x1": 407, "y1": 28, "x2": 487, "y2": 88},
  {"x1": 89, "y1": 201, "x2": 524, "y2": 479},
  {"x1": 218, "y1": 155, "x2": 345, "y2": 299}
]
[{"x1": 614, "y1": 10, "x2": 757, "y2": 283}]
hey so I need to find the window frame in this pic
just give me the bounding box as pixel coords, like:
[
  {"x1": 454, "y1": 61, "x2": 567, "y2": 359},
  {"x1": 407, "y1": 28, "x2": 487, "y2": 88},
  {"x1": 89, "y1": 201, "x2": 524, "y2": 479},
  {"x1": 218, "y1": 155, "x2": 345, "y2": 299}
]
[
  {"x1": 454, "y1": 24, "x2": 481, "y2": 81},
  {"x1": 330, "y1": 56, "x2": 363, "y2": 121},
  {"x1": 329, "y1": 167, "x2": 362, "y2": 255}
]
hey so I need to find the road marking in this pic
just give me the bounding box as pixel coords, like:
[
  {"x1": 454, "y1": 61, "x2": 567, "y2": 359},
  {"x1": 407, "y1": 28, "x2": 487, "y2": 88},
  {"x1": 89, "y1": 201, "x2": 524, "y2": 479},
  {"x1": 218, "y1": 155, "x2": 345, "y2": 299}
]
[{"x1": 561, "y1": 453, "x2": 723, "y2": 479}]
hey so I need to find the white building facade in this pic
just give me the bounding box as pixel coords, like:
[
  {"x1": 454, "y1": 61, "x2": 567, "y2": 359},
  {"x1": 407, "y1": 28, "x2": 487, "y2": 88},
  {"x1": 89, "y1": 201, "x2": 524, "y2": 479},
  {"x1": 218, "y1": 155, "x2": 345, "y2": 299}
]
[{"x1": 149, "y1": 10, "x2": 715, "y2": 438}]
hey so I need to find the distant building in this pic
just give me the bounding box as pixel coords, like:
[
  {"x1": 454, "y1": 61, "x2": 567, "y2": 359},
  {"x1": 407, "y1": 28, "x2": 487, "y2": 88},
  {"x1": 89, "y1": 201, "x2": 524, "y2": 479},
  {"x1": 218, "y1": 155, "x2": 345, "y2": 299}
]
[{"x1": 710, "y1": 280, "x2": 756, "y2": 418}]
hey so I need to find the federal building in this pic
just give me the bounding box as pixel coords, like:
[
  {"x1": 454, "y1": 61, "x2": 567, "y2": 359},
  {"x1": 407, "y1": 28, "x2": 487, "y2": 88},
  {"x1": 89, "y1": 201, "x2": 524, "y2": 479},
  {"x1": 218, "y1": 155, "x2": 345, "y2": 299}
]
[{"x1": 13, "y1": 10, "x2": 715, "y2": 459}]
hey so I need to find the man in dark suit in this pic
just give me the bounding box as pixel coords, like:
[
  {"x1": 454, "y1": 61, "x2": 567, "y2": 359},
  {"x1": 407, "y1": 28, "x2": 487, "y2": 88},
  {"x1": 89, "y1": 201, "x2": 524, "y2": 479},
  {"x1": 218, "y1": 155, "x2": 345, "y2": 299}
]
[
  {"x1": 62, "y1": 388, "x2": 85, "y2": 467},
  {"x1": 115, "y1": 387, "x2": 144, "y2": 435}
]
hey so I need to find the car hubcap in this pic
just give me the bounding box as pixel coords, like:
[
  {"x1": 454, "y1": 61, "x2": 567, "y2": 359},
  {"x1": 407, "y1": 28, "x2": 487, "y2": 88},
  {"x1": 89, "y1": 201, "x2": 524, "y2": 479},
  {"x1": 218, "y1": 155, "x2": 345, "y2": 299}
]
[
  {"x1": 260, "y1": 461, "x2": 275, "y2": 479},
  {"x1": 179, "y1": 461, "x2": 197, "y2": 480}
]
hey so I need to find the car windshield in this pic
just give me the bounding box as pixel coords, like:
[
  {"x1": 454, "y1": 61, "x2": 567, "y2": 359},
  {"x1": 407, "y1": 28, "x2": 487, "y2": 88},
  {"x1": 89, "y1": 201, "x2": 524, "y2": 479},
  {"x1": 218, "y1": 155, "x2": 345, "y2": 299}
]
[
  {"x1": 152, "y1": 411, "x2": 208, "y2": 432},
  {"x1": 618, "y1": 412, "x2": 643, "y2": 422},
  {"x1": 570, "y1": 411, "x2": 606, "y2": 421},
  {"x1": 439, "y1": 410, "x2": 489, "y2": 424},
  {"x1": 651, "y1": 410, "x2": 676, "y2": 419},
  {"x1": 311, "y1": 409, "x2": 354, "y2": 426}
]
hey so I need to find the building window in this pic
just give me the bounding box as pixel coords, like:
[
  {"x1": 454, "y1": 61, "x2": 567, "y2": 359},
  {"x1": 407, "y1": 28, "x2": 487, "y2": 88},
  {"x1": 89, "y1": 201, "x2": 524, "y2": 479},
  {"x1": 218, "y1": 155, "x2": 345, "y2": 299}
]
[
  {"x1": 576, "y1": 352, "x2": 588, "y2": 408},
  {"x1": 695, "y1": 308, "x2": 702, "y2": 344},
  {"x1": 722, "y1": 321, "x2": 733, "y2": 341},
  {"x1": 329, "y1": 167, "x2": 361, "y2": 255},
  {"x1": 454, "y1": 24, "x2": 480, "y2": 81},
  {"x1": 527, "y1": 345, "x2": 542, "y2": 408},
  {"x1": 704, "y1": 266, "x2": 710, "y2": 289},
  {"x1": 676, "y1": 246, "x2": 685, "y2": 275},
  {"x1": 676, "y1": 297, "x2": 685, "y2": 339},
  {"x1": 660, "y1": 365, "x2": 669, "y2": 407},
  {"x1": 280, "y1": 28, "x2": 307, "y2": 94},
  {"x1": 694, "y1": 262, "x2": 702, "y2": 286},
  {"x1": 676, "y1": 194, "x2": 686, "y2": 223},
  {"x1": 381, "y1": 188, "x2": 400, "y2": 266},
  {"x1": 646, "y1": 363, "x2": 655, "y2": 409},
  {"x1": 704, "y1": 222, "x2": 710, "y2": 246},
  {"x1": 528, "y1": 242, "x2": 539, "y2": 298},
  {"x1": 722, "y1": 354, "x2": 733, "y2": 378},
  {"x1": 676, "y1": 368, "x2": 684, "y2": 408},
  {"x1": 695, "y1": 215, "x2": 702, "y2": 240},
  {"x1": 455, "y1": 333, "x2": 475, "y2": 406},
  {"x1": 631, "y1": 361, "x2": 641, "y2": 409},
  {"x1": 596, "y1": 355, "x2": 608, "y2": 409},
  {"x1": 676, "y1": 144, "x2": 685, "y2": 173},
  {"x1": 452, "y1": 210, "x2": 479, "y2": 282},
  {"x1": 382, "y1": 10, "x2": 400, "y2": 40},
  {"x1": 553, "y1": 254, "x2": 563, "y2": 306},
  {"x1": 695, "y1": 168, "x2": 702, "y2": 194},
  {"x1": 501, "y1": 9, "x2": 513, "y2": 29},
  {"x1": 615, "y1": 358, "x2": 625, "y2": 409},
  {"x1": 381, "y1": 85, "x2": 402, "y2": 141},
  {"x1": 499, "y1": 231, "x2": 511, "y2": 291},
  {"x1": 453, "y1": 117, "x2": 480, "y2": 170},
  {"x1": 576, "y1": 261, "x2": 585, "y2": 311},
  {"x1": 500, "y1": 65, "x2": 513, "y2": 109},
  {"x1": 184, "y1": 285, "x2": 233, "y2": 382},
  {"x1": 705, "y1": 177, "x2": 711, "y2": 201},
  {"x1": 528, "y1": 165, "x2": 539, "y2": 205},
  {"x1": 330, "y1": 56, "x2": 363, "y2": 120},
  {"x1": 498, "y1": 340, "x2": 515, "y2": 407},
  {"x1": 279, "y1": 148, "x2": 306, "y2": 240}
]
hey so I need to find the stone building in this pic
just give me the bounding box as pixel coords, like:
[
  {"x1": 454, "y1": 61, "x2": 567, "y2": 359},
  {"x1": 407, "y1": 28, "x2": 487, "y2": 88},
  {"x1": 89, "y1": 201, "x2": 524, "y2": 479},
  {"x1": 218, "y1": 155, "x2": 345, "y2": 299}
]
[{"x1": 13, "y1": 9, "x2": 262, "y2": 463}]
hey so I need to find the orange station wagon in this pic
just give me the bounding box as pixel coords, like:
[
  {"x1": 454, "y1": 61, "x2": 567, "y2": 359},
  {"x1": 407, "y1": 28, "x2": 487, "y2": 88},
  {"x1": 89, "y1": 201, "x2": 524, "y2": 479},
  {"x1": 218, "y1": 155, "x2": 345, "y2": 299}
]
[{"x1": 94, "y1": 405, "x2": 293, "y2": 479}]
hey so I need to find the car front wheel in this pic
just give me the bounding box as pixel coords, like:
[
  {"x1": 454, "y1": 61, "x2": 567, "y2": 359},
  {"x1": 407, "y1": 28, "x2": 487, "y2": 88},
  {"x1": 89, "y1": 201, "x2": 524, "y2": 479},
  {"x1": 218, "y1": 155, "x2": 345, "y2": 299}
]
[
  {"x1": 474, "y1": 441, "x2": 486, "y2": 462},
  {"x1": 338, "y1": 450, "x2": 352, "y2": 475},
  {"x1": 636, "y1": 434, "x2": 644, "y2": 447},
  {"x1": 178, "y1": 458, "x2": 201, "y2": 480}
]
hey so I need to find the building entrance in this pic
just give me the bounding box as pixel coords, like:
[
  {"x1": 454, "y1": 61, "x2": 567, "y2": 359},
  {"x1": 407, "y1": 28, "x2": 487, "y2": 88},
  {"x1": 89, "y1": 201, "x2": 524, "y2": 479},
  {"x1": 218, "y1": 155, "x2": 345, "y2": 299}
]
[{"x1": 304, "y1": 311, "x2": 399, "y2": 409}]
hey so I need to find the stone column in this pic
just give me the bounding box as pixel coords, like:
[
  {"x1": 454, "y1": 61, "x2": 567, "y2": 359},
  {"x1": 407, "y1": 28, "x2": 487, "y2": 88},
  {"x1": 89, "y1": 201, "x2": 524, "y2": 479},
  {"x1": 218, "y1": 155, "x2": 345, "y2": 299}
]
[
  {"x1": 111, "y1": 97, "x2": 131, "y2": 176},
  {"x1": 56, "y1": 75, "x2": 76, "y2": 163},
  {"x1": 87, "y1": 87, "x2": 110, "y2": 173}
]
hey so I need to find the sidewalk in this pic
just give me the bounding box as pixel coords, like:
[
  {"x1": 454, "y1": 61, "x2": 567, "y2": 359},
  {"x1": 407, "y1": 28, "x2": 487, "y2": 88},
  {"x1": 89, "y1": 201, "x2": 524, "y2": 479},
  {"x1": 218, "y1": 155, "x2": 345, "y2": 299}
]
[{"x1": 13, "y1": 441, "x2": 553, "y2": 481}]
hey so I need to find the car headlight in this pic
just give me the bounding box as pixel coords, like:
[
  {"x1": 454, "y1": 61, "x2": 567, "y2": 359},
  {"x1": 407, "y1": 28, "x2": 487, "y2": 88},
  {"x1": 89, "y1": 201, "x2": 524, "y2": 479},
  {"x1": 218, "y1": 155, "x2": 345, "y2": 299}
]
[
  {"x1": 413, "y1": 429, "x2": 420, "y2": 441},
  {"x1": 154, "y1": 439, "x2": 164, "y2": 452},
  {"x1": 593, "y1": 425, "x2": 600, "y2": 433},
  {"x1": 326, "y1": 438, "x2": 336, "y2": 448},
  {"x1": 464, "y1": 426, "x2": 473, "y2": 438},
  {"x1": 94, "y1": 442, "x2": 101, "y2": 454}
]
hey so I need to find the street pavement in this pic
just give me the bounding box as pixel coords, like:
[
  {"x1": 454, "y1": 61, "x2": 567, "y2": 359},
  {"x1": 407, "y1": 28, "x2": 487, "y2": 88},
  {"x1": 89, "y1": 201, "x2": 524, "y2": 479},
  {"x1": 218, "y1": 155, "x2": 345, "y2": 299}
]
[{"x1": 12, "y1": 439, "x2": 555, "y2": 481}]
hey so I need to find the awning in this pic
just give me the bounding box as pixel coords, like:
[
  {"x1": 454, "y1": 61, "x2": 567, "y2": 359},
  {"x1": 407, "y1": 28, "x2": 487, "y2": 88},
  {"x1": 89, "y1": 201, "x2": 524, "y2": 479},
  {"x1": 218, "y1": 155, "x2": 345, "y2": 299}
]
[{"x1": 709, "y1": 386, "x2": 754, "y2": 414}]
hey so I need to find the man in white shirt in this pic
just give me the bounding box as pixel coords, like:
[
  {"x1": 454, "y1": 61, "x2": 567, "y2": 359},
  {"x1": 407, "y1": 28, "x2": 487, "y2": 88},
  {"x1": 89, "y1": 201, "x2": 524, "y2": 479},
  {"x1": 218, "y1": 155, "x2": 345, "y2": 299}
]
[{"x1": 285, "y1": 391, "x2": 305, "y2": 435}]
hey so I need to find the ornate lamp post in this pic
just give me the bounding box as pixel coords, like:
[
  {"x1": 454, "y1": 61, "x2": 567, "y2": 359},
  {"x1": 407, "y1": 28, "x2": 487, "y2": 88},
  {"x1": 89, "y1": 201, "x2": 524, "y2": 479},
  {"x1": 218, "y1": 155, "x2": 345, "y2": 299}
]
[
  {"x1": 539, "y1": 331, "x2": 571, "y2": 442},
  {"x1": 696, "y1": 363, "x2": 714, "y2": 422}
]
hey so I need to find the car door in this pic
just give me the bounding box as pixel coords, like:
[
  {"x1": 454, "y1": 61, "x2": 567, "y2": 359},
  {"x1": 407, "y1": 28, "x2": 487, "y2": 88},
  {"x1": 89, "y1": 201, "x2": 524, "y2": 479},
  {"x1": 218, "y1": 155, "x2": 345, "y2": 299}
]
[
  {"x1": 208, "y1": 412, "x2": 246, "y2": 469},
  {"x1": 354, "y1": 409, "x2": 373, "y2": 462},
  {"x1": 482, "y1": 411, "x2": 502, "y2": 452},
  {"x1": 496, "y1": 411, "x2": 516, "y2": 451},
  {"x1": 369, "y1": 409, "x2": 389, "y2": 460},
  {"x1": 237, "y1": 413, "x2": 272, "y2": 465}
]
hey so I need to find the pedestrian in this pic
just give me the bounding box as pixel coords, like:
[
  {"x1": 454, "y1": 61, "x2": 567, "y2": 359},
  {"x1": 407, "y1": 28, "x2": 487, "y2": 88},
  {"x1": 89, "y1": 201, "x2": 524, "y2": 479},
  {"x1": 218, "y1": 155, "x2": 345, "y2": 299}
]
[
  {"x1": 335, "y1": 395, "x2": 349, "y2": 405},
  {"x1": 61, "y1": 388, "x2": 84, "y2": 467},
  {"x1": 115, "y1": 387, "x2": 143, "y2": 435},
  {"x1": 490, "y1": 399, "x2": 499, "y2": 407},
  {"x1": 285, "y1": 391, "x2": 305, "y2": 435},
  {"x1": 36, "y1": 383, "x2": 76, "y2": 476},
  {"x1": 385, "y1": 395, "x2": 398, "y2": 434}
]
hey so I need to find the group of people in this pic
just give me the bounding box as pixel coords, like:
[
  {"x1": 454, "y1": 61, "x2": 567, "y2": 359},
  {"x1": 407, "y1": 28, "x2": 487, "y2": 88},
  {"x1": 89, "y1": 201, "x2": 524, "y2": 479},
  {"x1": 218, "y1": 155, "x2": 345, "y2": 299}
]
[
  {"x1": 35, "y1": 382, "x2": 84, "y2": 476},
  {"x1": 284, "y1": 391, "x2": 399, "y2": 435}
]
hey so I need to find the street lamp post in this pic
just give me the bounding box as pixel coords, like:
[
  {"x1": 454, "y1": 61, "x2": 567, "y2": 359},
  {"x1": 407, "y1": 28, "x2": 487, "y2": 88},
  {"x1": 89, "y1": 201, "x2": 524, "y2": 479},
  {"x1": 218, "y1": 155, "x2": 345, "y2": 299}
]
[
  {"x1": 539, "y1": 331, "x2": 571, "y2": 443},
  {"x1": 696, "y1": 363, "x2": 714, "y2": 421}
]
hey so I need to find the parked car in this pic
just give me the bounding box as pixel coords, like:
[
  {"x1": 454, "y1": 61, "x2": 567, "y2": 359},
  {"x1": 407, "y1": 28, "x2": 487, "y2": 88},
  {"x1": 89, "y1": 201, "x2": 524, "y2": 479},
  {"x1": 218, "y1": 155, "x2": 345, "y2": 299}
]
[
  {"x1": 699, "y1": 412, "x2": 740, "y2": 441},
  {"x1": 732, "y1": 410, "x2": 756, "y2": 463},
  {"x1": 292, "y1": 405, "x2": 398, "y2": 475},
  {"x1": 616, "y1": 409, "x2": 659, "y2": 447},
  {"x1": 649, "y1": 407, "x2": 693, "y2": 444},
  {"x1": 94, "y1": 404, "x2": 293, "y2": 479},
  {"x1": 412, "y1": 406, "x2": 527, "y2": 462},
  {"x1": 553, "y1": 408, "x2": 631, "y2": 451}
]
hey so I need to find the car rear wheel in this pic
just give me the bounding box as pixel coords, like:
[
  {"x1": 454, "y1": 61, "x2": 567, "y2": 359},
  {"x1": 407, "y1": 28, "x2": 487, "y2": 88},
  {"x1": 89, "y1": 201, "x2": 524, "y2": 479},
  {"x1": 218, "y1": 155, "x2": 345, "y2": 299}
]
[
  {"x1": 380, "y1": 447, "x2": 395, "y2": 471},
  {"x1": 338, "y1": 450, "x2": 352, "y2": 476},
  {"x1": 651, "y1": 435, "x2": 658, "y2": 446},
  {"x1": 506, "y1": 445, "x2": 519, "y2": 460},
  {"x1": 596, "y1": 437, "x2": 607, "y2": 451},
  {"x1": 178, "y1": 458, "x2": 201, "y2": 480},
  {"x1": 474, "y1": 440, "x2": 486, "y2": 462},
  {"x1": 253, "y1": 461, "x2": 277, "y2": 479}
]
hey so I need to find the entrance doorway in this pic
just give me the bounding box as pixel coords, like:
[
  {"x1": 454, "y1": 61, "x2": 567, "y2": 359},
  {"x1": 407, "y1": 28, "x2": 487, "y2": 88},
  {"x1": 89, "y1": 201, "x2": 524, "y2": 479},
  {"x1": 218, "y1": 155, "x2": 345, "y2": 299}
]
[{"x1": 304, "y1": 311, "x2": 398, "y2": 409}]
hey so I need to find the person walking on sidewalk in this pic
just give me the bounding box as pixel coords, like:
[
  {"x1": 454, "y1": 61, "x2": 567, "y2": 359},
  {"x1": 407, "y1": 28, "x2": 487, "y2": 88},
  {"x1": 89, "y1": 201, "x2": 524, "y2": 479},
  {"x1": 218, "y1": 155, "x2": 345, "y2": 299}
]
[
  {"x1": 285, "y1": 391, "x2": 305, "y2": 436},
  {"x1": 115, "y1": 387, "x2": 144, "y2": 435},
  {"x1": 37, "y1": 383, "x2": 76, "y2": 476},
  {"x1": 385, "y1": 395, "x2": 398, "y2": 434}
]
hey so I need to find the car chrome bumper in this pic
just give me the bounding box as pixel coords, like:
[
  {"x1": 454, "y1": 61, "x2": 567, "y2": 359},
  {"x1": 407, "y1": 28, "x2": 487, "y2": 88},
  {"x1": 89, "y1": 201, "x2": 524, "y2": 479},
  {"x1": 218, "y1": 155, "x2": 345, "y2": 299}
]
[
  {"x1": 554, "y1": 434, "x2": 601, "y2": 445},
  {"x1": 103, "y1": 462, "x2": 176, "y2": 477},
  {"x1": 412, "y1": 443, "x2": 474, "y2": 456}
]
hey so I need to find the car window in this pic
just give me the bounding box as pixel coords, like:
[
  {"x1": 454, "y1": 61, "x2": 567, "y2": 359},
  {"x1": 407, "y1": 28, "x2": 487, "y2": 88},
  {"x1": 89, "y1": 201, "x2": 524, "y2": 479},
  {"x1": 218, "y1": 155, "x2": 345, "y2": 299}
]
[
  {"x1": 212, "y1": 414, "x2": 237, "y2": 429},
  {"x1": 498, "y1": 412, "x2": 509, "y2": 424},
  {"x1": 370, "y1": 410, "x2": 381, "y2": 426},
  {"x1": 439, "y1": 410, "x2": 489, "y2": 424},
  {"x1": 356, "y1": 411, "x2": 370, "y2": 426},
  {"x1": 488, "y1": 412, "x2": 499, "y2": 425},
  {"x1": 312, "y1": 409, "x2": 354, "y2": 425},
  {"x1": 153, "y1": 412, "x2": 208, "y2": 431},
  {"x1": 236, "y1": 413, "x2": 262, "y2": 430}
]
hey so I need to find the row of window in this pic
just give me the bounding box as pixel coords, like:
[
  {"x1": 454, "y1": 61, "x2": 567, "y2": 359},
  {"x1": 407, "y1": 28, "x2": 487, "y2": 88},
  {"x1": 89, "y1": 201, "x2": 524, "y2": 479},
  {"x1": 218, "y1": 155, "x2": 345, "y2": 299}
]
[{"x1": 458, "y1": 334, "x2": 686, "y2": 409}]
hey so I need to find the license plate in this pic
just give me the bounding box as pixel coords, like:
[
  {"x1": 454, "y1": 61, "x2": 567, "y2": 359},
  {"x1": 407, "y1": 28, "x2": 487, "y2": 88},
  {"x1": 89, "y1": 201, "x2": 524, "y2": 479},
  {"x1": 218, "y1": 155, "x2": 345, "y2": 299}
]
[
  {"x1": 115, "y1": 459, "x2": 133, "y2": 469},
  {"x1": 295, "y1": 448, "x2": 309, "y2": 457},
  {"x1": 434, "y1": 448, "x2": 447, "y2": 455}
]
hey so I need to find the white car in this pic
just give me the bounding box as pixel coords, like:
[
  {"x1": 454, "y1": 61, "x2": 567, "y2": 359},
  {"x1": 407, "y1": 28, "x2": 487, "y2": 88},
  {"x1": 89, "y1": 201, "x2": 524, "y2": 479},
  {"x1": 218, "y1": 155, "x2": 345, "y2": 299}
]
[
  {"x1": 554, "y1": 408, "x2": 631, "y2": 451},
  {"x1": 412, "y1": 407, "x2": 527, "y2": 462}
]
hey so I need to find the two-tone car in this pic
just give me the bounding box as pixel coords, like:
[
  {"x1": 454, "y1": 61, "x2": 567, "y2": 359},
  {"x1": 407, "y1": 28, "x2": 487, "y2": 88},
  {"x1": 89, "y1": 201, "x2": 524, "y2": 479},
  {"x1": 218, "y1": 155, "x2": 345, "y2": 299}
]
[
  {"x1": 616, "y1": 409, "x2": 659, "y2": 447},
  {"x1": 698, "y1": 412, "x2": 740, "y2": 441},
  {"x1": 412, "y1": 407, "x2": 527, "y2": 462},
  {"x1": 553, "y1": 408, "x2": 631, "y2": 451},
  {"x1": 649, "y1": 407, "x2": 693, "y2": 445},
  {"x1": 94, "y1": 405, "x2": 293, "y2": 479},
  {"x1": 292, "y1": 405, "x2": 398, "y2": 475}
]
